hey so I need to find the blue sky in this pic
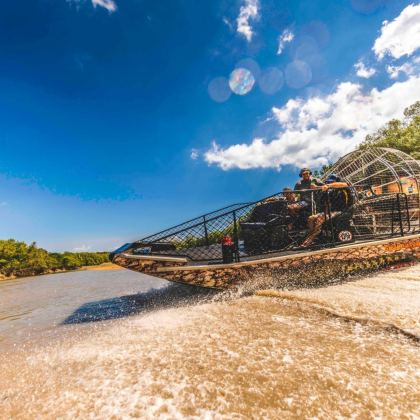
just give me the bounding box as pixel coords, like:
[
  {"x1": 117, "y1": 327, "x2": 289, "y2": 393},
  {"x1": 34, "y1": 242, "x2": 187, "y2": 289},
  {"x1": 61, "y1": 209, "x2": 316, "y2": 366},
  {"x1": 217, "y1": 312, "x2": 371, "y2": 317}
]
[{"x1": 0, "y1": 0, "x2": 419, "y2": 251}]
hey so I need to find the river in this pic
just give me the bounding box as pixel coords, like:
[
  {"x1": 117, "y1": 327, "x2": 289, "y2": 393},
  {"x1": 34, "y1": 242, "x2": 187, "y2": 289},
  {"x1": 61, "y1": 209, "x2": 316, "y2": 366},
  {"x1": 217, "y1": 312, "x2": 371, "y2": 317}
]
[{"x1": 0, "y1": 266, "x2": 419, "y2": 418}]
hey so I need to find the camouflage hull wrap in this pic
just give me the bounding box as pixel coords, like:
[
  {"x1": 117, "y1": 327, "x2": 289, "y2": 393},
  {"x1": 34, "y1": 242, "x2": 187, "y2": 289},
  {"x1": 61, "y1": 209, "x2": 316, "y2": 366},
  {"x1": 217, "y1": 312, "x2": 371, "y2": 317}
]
[
  {"x1": 112, "y1": 254, "x2": 188, "y2": 276},
  {"x1": 112, "y1": 234, "x2": 420, "y2": 289}
]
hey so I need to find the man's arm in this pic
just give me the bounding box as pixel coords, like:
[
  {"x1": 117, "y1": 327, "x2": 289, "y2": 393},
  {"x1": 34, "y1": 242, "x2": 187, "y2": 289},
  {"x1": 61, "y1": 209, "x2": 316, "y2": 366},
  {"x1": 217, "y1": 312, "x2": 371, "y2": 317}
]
[
  {"x1": 319, "y1": 181, "x2": 349, "y2": 192},
  {"x1": 327, "y1": 182, "x2": 348, "y2": 189}
]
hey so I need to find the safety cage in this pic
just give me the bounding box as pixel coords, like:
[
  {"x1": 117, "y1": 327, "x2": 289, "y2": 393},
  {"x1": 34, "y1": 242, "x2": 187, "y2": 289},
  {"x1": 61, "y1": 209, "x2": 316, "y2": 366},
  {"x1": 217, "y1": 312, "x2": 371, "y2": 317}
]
[{"x1": 120, "y1": 148, "x2": 420, "y2": 264}]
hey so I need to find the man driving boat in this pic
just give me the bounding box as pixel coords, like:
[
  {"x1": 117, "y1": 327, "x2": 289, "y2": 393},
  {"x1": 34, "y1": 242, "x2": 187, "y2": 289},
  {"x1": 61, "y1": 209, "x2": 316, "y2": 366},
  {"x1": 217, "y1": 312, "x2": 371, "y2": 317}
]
[{"x1": 294, "y1": 168, "x2": 325, "y2": 211}]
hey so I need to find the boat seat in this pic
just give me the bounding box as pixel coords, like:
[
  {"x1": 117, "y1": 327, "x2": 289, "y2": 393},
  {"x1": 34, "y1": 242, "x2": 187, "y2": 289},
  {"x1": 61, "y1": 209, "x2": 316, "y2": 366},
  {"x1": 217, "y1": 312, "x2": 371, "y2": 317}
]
[
  {"x1": 246, "y1": 199, "x2": 288, "y2": 223},
  {"x1": 240, "y1": 200, "x2": 291, "y2": 255}
]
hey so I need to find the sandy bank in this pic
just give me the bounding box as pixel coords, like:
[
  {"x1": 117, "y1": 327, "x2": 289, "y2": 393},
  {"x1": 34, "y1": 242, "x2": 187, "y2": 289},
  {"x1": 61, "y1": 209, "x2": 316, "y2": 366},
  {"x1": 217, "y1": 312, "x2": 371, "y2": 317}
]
[
  {"x1": 78, "y1": 262, "x2": 122, "y2": 271},
  {"x1": 0, "y1": 262, "x2": 122, "y2": 281}
]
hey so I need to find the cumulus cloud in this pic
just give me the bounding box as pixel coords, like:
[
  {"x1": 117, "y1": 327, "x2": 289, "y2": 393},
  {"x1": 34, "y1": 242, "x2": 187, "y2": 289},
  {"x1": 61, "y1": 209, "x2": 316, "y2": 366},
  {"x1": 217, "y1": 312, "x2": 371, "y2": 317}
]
[
  {"x1": 387, "y1": 56, "x2": 420, "y2": 79},
  {"x1": 68, "y1": 0, "x2": 117, "y2": 13},
  {"x1": 204, "y1": 76, "x2": 420, "y2": 170},
  {"x1": 236, "y1": 0, "x2": 259, "y2": 42},
  {"x1": 73, "y1": 244, "x2": 92, "y2": 252},
  {"x1": 92, "y1": 0, "x2": 117, "y2": 12},
  {"x1": 190, "y1": 149, "x2": 199, "y2": 160},
  {"x1": 277, "y1": 29, "x2": 294, "y2": 55},
  {"x1": 223, "y1": 16, "x2": 234, "y2": 31},
  {"x1": 354, "y1": 61, "x2": 376, "y2": 78},
  {"x1": 373, "y1": 3, "x2": 420, "y2": 60}
]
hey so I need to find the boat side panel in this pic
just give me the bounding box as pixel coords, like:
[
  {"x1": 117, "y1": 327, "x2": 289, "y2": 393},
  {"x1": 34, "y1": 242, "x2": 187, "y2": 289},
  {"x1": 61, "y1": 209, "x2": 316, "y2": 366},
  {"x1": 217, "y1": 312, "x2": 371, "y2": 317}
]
[
  {"x1": 112, "y1": 254, "x2": 187, "y2": 277},
  {"x1": 113, "y1": 235, "x2": 420, "y2": 289}
]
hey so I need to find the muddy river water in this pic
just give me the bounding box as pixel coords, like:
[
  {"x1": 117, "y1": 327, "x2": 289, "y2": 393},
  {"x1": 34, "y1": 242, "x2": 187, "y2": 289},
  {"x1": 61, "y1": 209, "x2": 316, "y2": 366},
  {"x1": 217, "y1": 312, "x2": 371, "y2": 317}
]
[{"x1": 0, "y1": 266, "x2": 419, "y2": 418}]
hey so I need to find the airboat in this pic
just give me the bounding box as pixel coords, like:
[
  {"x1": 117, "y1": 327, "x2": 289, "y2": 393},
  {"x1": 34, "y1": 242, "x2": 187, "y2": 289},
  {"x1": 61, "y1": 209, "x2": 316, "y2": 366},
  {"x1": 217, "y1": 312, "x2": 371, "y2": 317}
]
[{"x1": 111, "y1": 148, "x2": 420, "y2": 289}]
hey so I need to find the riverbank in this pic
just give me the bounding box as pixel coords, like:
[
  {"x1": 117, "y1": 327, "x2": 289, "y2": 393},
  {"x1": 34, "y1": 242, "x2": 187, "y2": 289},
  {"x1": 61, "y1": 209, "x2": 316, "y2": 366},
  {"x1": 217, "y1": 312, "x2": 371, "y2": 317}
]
[
  {"x1": 0, "y1": 239, "x2": 111, "y2": 281},
  {"x1": 78, "y1": 262, "x2": 121, "y2": 271},
  {"x1": 0, "y1": 262, "x2": 120, "y2": 281}
]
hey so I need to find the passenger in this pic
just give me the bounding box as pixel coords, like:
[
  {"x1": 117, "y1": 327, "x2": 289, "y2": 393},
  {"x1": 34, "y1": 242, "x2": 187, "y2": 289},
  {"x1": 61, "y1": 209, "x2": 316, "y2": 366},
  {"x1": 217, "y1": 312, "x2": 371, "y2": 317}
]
[
  {"x1": 300, "y1": 174, "x2": 350, "y2": 248},
  {"x1": 283, "y1": 187, "x2": 310, "y2": 230},
  {"x1": 294, "y1": 168, "x2": 324, "y2": 211},
  {"x1": 283, "y1": 187, "x2": 308, "y2": 213}
]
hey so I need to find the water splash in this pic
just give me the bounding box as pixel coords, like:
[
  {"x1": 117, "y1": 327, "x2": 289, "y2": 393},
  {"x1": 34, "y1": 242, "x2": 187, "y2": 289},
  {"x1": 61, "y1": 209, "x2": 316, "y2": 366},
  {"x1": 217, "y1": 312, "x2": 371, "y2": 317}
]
[{"x1": 1, "y1": 266, "x2": 419, "y2": 418}]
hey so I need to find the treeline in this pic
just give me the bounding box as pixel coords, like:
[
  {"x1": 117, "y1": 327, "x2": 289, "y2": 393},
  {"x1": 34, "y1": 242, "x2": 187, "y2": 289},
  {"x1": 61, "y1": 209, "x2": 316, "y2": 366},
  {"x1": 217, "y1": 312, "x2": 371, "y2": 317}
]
[
  {"x1": 360, "y1": 101, "x2": 420, "y2": 159},
  {"x1": 315, "y1": 101, "x2": 420, "y2": 177},
  {"x1": 0, "y1": 239, "x2": 109, "y2": 278}
]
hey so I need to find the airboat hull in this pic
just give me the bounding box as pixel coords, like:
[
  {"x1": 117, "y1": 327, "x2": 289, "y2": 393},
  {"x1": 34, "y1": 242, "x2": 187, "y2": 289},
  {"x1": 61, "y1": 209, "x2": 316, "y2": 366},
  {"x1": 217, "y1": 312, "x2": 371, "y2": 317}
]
[
  {"x1": 112, "y1": 148, "x2": 420, "y2": 288},
  {"x1": 112, "y1": 234, "x2": 420, "y2": 289}
]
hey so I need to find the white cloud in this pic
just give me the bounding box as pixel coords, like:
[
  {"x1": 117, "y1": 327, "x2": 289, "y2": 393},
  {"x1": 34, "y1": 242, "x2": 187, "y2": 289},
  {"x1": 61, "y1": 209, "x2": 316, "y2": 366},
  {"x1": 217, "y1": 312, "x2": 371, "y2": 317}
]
[
  {"x1": 92, "y1": 0, "x2": 117, "y2": 12},
  {"x1": 354, "y1": 61, "x2": 376, "y2": 78},
  {"x1": 68, "y1": 0, "x2": 117, "y2": 13},
  {"x1": 204, "y1": 75, "x2": 420, "y2": 170},
  {"x1": 277, "y1": 29, "x2": 294, "y2": 55},
  {"x1": 73, "y1": 244, "x2": 92, "y2": 252},
  {"x1": 223, "y1": 16, "x2": 234, "y2": 31},
  {"x1": 373, "y1": 3, "x2": 420, "y2": 60},
  {"x1": 236, "y1": 0, "x2": 259, "y2": 42},
  {"x1": 386, "y1": 56, "x2": 420, "y2": 79},
  {"x1": 190, "y1": 149, "x2": 199, "y2": 160}
]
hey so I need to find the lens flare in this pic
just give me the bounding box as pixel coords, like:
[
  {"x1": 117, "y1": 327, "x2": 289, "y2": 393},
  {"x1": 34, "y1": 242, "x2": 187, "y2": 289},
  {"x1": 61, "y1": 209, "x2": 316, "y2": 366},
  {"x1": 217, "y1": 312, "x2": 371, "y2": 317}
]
[
  {"x1": 229, "y1": 68, "x2": 255, "y2": 95},
  {"x1": 301, "y1": 21, "x2": 330, "y2": 49},
  {"x1": 351, "y1": 0, "x2": 384, "y2": 14},
  {"x1": 235, "y1": 58, "x2": 261, "y2": 81},
  {"x1": 293, "y1": 36, "x2": 319, "y2": 60},
  {"x1": 259, "y1": 67, "x2": 284, "y2": 95},
  {"x1": 208, "y1": 77, "x2": 231, "y2": 103},
  {"x1": 285, "y1": 60, "x2": 312, "y2": 89}
]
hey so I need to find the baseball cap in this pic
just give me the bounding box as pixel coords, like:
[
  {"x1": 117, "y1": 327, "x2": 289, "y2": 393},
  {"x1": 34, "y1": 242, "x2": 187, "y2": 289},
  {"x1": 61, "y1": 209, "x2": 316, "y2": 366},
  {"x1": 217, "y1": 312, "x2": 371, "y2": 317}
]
[{"x1": 325, "y1": 173, "x2": 341, "y2": 184}]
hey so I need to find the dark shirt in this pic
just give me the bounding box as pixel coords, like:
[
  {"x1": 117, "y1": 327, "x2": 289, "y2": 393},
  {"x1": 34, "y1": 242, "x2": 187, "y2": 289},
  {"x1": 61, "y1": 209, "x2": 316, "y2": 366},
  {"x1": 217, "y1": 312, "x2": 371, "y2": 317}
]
[
  {"x1": 294, "y1": 178, "x2": 324, "y2": 204},
  {"x1": 322, "y1": 187, "x2": 353, "y2": 212}
]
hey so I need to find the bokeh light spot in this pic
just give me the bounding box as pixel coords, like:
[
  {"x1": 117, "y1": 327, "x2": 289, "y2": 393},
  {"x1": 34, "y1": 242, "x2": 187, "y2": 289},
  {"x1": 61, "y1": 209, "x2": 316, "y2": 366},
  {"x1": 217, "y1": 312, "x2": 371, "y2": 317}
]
[
  {"x1": 229, "y1": 68, "x2": 255, "y2": 95},
  {"x1": 351, "y1": 0, "x2": 384, "y2": 14},
  {"x1": 235, "y1": 58, "x2": 261, "y2": 81},
  {"x1": 301, "y1": 21, "x2": 330, "y2": 49},
  {"x1": 208, "y1": 77, "x2": 231, "y2": 103},
  {"x1": 293, "y1": 36, "x2": 319, "y2": 60},
  {"x1": 285, "y1": 60, "x2": 312, "y2": 89},
  {"x1": 259, "y1": 67, "x2": 284, "y2": 95}
]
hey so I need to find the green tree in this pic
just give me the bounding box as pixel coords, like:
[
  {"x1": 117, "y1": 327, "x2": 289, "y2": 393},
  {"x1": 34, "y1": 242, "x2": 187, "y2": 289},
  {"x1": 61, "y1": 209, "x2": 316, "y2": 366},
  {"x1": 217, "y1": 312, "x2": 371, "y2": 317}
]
[
  {"x1": 0, "y1": 239, "x2": 110, "y2": 278},
  {"x1": 359, "y1": 101, "x2": 420, "y2": 159},
  {"x1": 313, "y1": 164, "x2": 333, "y2": 178}
]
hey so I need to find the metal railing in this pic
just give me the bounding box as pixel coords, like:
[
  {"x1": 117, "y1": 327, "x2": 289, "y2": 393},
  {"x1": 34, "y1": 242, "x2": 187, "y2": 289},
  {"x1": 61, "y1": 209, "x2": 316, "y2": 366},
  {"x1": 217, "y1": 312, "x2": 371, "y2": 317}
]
[
  {"x1": 139, "y1": 202, "x2": 251, "y2": 244},
  {"x1": 131, "y1": 189, "x2": 419, "y2": 263}
]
